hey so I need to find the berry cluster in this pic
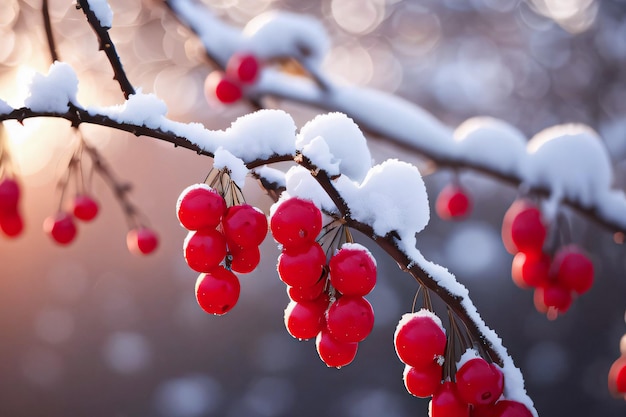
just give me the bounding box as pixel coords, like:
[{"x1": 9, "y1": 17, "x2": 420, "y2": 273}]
[
  {"x1": 436, "y1": 183, "x2": 472, "y2": 220},
  {"x1": 608, "y1": 334, "x2": 626, "y2": 399},
  {"x1": 394, "y1": 311, "x2": 533, "y2": 417},
  {"x1": 271, "y1": 197, "x2": 377, "y2": 368},
  {"x1": 43, "y1": 194, "x2": 99, "y2": 245},
  {"x1": 204, "y1": 53, "x2": 261, "y2": 104},
  {"x1": 177, "y1": 183, "x2": 267, "y2": 315},
  {"x1": 502, "y1": 199, "x2": 594, "y2": 317},
  {"x1": 0, "y1": 176, "x2": 24, "y2": 238}
]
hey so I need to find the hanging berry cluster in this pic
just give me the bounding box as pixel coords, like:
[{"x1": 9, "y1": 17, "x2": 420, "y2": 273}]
[
  {"x1": 502, "y1": 199, "x2": 594, "y2": 318},
  {"x1": 204, "y1": 53, "x2": 261, "y2": 104},
  {"x1": 394, "y1": 308, "x2": 533, "y2": 417},
  {"x1": 177, "y1": 171, "x2": 268, "y2": 315},
  {"x1": 270, "y1": 196, "x2": 377, "y2": 368}
]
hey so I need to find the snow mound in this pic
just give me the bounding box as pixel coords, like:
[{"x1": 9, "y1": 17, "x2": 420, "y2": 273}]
[{"x1": 25, "y1": 62, "x2": 79, "y2": 113}]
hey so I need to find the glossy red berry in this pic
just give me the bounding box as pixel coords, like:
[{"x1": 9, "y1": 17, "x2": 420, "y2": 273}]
[
  {"x1": 0, "y1": 177, "x2": 20, "y2": 213},
  {"x1": 228, "y1": 244, "x2": 260, "y2": 274},
  {"x1": 483, "y1": 400, "x2": 534, "y2": 417},
  {"x1": 204, "y1": 71, "x2": 242, "y2": 104},
  {"x1": 325, "y1": 296, "x2": 374, "y2": 343},
  {"x1": 403, "y1": 363, "x2": 443, "y2": 398},
  {"x1": 511, "y1": 251, "x2": 550, "y2": 289},
  {"x1": 278, "y1": 242, "x2": 326, "y2": 288},
  {"x1": 221, "y1": 204, "x2": 268, "y2": 248},
  {"x1": 176, "y1": 184, "x2": 226, "y2": 230},
  {"x1": 435, "y1": 183, "x2": 471, "y2": 220},
  {"x1": 270, "y1": 197, "x2": 322, "y2": 249},
  {"x1": 0, "y1": 210, "x2": 23, "y2": 238},
  {"x1": 552, "y1": 245, "x2": 594, "y2": 295},
  {"x1": 455, "y1": 357, "x2": 504, "y2": 406},
  {"x1": 287, "y1": 278, "x2": 326, "y2": 302},
  {"x1": 284, "y1": 300, "x2": 326, "y2": 340},
  {"x1": 316, "y1": 327, "x2": 359, "y2": 368},
  {"x1": 430, "y1": 381, "x2": 470, "y2": 417},
  {"x1": 533, "y1": 283, "x2": 572, "y2": 316},
  {"x1": 226, "y1": 53, "x2": 260, "y2": 84},
  {"x1": 71, "y1": 194, "x2": 99, "y2": 222},
  {"x1": 394, "y1": 310, "x2": 447, "y2": 368},
  {"x1": 126, "y1": 227, "x2": 159, "y2": 255},
  {"x1": 183, "y1": 229, "x2": 227, "y2": 272},
  {"x1": 329, "y1": 244, "x2": 377, "y2": 296},
  {"x1": 609, "y1": 355, "x2": 626, "y2": 395},
  {"x1": 502, "y1": 200, "x2": 546, "y2": 255},
  {"x1": 44, "y1": 212, "x2": 77, "y2": 245},
  {"x1": 195, "y1": 266, "x2": 240, "y2": 315}
]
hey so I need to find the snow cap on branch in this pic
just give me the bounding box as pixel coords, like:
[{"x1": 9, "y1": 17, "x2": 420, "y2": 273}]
[
  {"x1": 87, "y1": 0, "x2": 113, "y2": 28},
  {"x1": 242, "y1": 11, "x2": 330, "y2": 63},
  {"x1": 25, "y1": 62, "x2": 79, "y2": 113},
  {"x1": 90, "y1": 91, "x2": 167, "y2": 129},
  {"x1": 213, "y1": 147, "x2": 248, "y2": 188}
]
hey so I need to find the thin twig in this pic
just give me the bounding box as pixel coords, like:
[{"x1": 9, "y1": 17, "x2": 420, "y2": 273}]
[{"x1": 42, "y1": 0, "x2": 59, "y2": 62}]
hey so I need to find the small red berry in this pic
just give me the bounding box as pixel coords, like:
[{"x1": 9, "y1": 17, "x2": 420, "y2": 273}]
[
  {"x1": 127, "y1": 227, "x2": 159, "y2": 255},
  {"x1": 552, "y1": 245, "x2": 594, "y2": 295},
  {"x1": 502, "y1": 200, "x2": 546, "y2": 255},
  {"x1": 609, "y1": 355, "x2": 626, "y2": 396},
  {"x1": 226, "y1": 53, "x2": 260, "y2": 84},
  {"x1": 403, "y1": 363, "x2": 443, "y2": 398},
  {"x1": 228, "y1": 244, "x2": 261, "y2": 274},
  {"x1": 204, "y1": 71, "x2": 241, "y2": 104},
  {"x1": 436, "y1": 183, "x2": 471, "y2": 220},
  {"x1": 455, "y1": 357, "x2": 504, "y2": 406},
  {"x1": 394, "y1": 310, "x2": 447, "y2": 368},
  {"x1": 195, "y1": 267, "x2": 240, "y2": 315},
  {"x1": 430, "y1": 381, "x2": 470, "y2": 417},
  {"x1": 270, "y1": 197, "x2": 322, "y2": 249},
  {"x1": 183, "y1": 229, "x2": 227, "y2": 272},
  {"x1": 221, "y1": 204, "x2": 268, "y2": 248},
  {"x1": 325, "y1": 295, "x2": 375, "y2": 343},
  {"x1": 284, "y1": 300, "x2": 326, "y2": 340},
  {"x1": 0, "y1": 210, "x2": 23, "y2": 238},
  {"x1": 511, "y1": 251, "x2": 550, "y2": 289},
  {"x1": 176, "y1": 184, "x2": 226, "y2": 230},
  {"x1": 286, "y1": 279, "x2": 326, "y2": 302},
  {"x1": 277, "y1": 242, "x2": 326, "y2": 288},
  {"x1": 315, "y1": 327, "x2": 359, "y2": 368},
  {"x1": 486, "y1": 400, "x2": 534, "y2": 417},
  {"x1": 44, "y1": 212, "x2": 77, "y2": 245},
  {"x1": 533, "y1": 283, "x2": 572, "y2": 316},
  {"x1": 329, "y1": 244, "x2": 377, "y2": 296},
  {"x1": 0, "y1": 177, "x2": 20, "y2": 213},
  {"x1": 71, "y1": 194, "x2": 99, "y2": 222}
]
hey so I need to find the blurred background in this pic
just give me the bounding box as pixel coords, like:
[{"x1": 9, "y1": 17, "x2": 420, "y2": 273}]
[{"x1": 1, "y1": 0, "x2": 626, "y2": 416}]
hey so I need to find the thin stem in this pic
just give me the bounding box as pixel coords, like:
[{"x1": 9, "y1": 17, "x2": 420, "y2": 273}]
[{"x1": 42, "y1": 0, "x2": 59, "y2": 62}]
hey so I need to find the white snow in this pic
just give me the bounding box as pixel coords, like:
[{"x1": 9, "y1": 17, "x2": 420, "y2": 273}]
[
  {"x1": 213, "y1": 147, "x2": 248, "y2": 188},
  {"x1": 394, "y1": 309, "x2": 446, "y2": 339},
  {"x1": 339, "y1": 242, "x2": 377, "y2": 266},
  {"x1": 252, "y1": 166, "x2": 286, "y2": 188},
  {"x1": 87, "y1": 0, "x2": 113, "y2": 28},
  {"x1": 90, "y1": 91, "x2": 167, "y2": 129},
  {"x1": 24, "y1": 62, "x2": 79, "y2": 112},
  {"x1": 456, "y1": 348, "x2": 480, "y2": 369}
]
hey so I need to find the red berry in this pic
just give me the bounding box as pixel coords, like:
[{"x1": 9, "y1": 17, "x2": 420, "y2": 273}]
[
  {"x1": 329, "y1": 244, "x2": 377, "y2": 296},
  {"x1": 221, "y1": 204, "x2": 268, "y2": 248},
  {"x1": 511, "y1": 251, "x2": 550, "y2": 289},
  {"x1": 435, "y1": 183, "x2": 471, "y2": 220},
  {"x1": 325, "y1": 295, "x2": 374, "y2": 343},
  {"x1": 430, "y1": 381, "x2": 470, "y2": 417},
  {"x1": 277, "y1": 242, "x2": 326, "y2": 288},
  {"x1": 176, "y1": 184, "x2": 226, "y2": 230},
  {"x1": 284, "y1": 300, "x2": 326, "y2": 340},
  {"x1": 226, "y1": 53, "x2": 260, "y2": 84},
  {"x1": 316, "y1": 327, "x2": 359, "y2": 368},
  {"x1": 485, "y1": 400, "x2": 534, "y2": 417},
  {"x1": 394, "y1": 310, "x2": 447, "y2": 368},
  {"x1": 44, "y1": 212, "x2": 77, "y2": 245},
  {"x1": 71, "y1": 194, "x2": 99, "y2": 222},
  {"x1": 502, "y1": 200, "x2": 546, "y2": 255},
  {"x1": 609, "y1": 355, "x2": 626, "y2": 395},
  {"x1": 183, "y1": 229, "x2": 227, "y2": 272},
  {"x1": 126, "y1": 227, "x2": 159, "y2": 255},
  {"x1": 287, "y1": 279, "x2": 326, "y2": 302},
  {"x1": 228, "y1": 244, "x2": 260, "y2": 274},
  {"x1": 552, "y1": 245, "x2": 593, "y2": 294},
  {"x1": 195, "y1": 266, "x2": 240, "y2": 315},
  {"x1": 0, "y1": 210, "x2": 23, "y2": 238},
  {"x1": 455, "y1": 357, "x2": 504, "y2": 406},
  {"x1": 0, "y1": 177, "x2": 20, "y2": 213},
  {"x1": 270, "y1": 197, "x2": 322, "y2": 249},
  {"x1": 403, "y1": 363, "x2": 443, "y2": 398},
  {"x1": 533, "y1": 284, "x2": 572, "y2": 316},
  {"x1": 204, "y1": 71, "x2": 241, "y2": 104}
]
